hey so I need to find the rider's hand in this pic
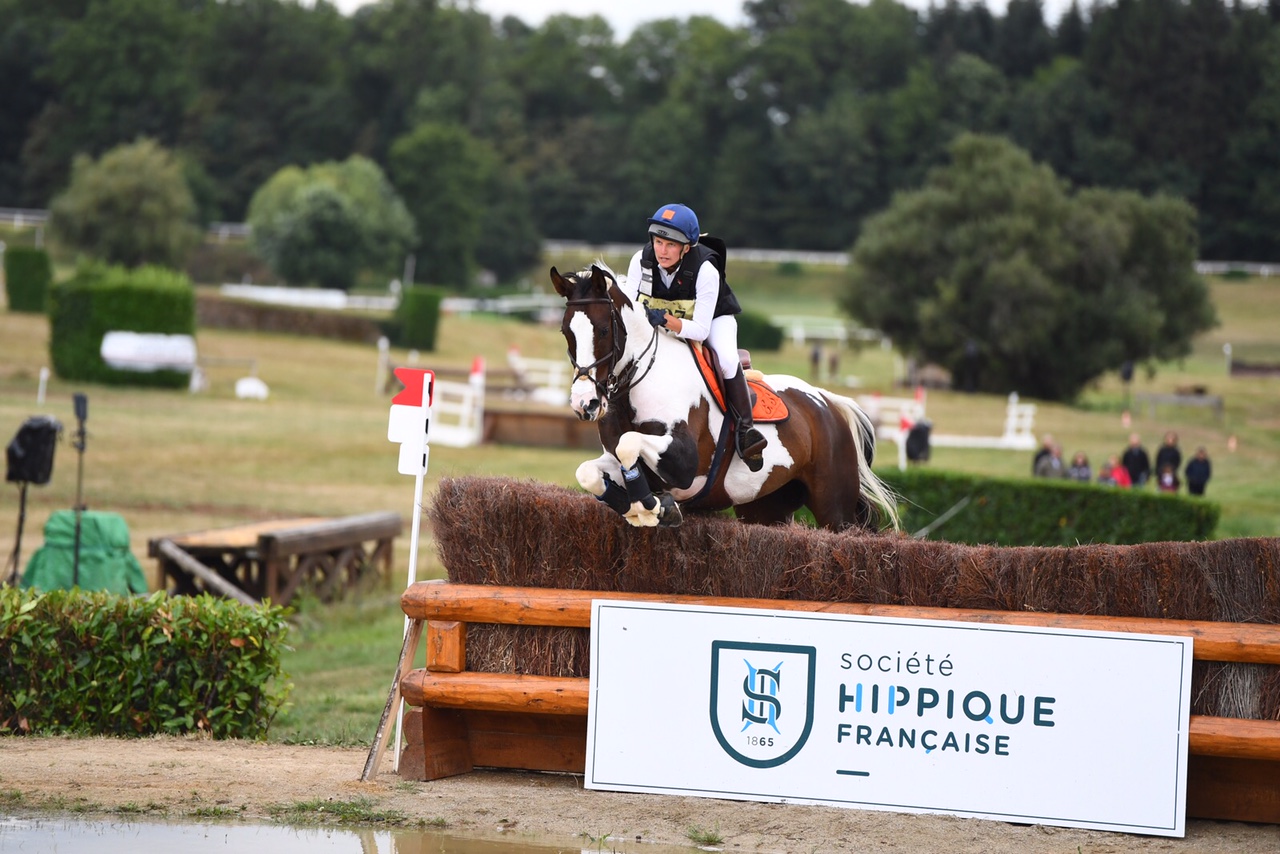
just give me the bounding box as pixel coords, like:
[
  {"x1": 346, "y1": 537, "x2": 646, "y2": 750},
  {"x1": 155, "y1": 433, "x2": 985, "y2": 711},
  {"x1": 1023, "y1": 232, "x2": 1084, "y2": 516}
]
[{"x1": 645, "y1": 307, "x2": 667, "y2": 328}]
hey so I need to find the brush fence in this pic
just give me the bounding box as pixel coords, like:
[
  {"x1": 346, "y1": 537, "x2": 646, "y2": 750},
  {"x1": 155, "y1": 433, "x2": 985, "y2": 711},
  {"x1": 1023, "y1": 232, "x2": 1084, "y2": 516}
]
[{"x1": 398, "y1": 581, "x2": 1280, "y2": 824}]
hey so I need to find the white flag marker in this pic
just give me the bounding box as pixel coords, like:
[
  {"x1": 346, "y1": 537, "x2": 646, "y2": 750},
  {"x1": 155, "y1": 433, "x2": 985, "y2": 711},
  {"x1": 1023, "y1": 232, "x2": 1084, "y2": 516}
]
[{"x1": 386, "y1": 367, "x2": 434, "y2": 772}]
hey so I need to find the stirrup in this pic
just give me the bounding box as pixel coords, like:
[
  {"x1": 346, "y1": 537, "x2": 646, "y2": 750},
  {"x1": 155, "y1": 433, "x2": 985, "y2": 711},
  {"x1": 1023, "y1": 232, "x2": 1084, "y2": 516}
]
[{"x1": 736, "y1": 426, "x2": 766, "y2": 472}]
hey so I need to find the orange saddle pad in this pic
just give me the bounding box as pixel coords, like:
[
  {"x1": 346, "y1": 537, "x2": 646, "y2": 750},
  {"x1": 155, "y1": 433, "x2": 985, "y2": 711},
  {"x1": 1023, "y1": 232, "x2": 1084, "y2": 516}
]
[{"x1": 691, "y1": 344, "x2": 789, "y2": 423}]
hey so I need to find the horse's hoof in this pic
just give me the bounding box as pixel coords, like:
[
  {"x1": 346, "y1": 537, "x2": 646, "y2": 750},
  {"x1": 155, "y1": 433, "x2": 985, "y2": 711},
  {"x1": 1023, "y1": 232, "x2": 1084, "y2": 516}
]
[
  {"x1": 624, "y1": 501, "x2": 661, "y2": 527},
  {"x1": 657, "y1": 493, "x2": 683, "y2": 528}
]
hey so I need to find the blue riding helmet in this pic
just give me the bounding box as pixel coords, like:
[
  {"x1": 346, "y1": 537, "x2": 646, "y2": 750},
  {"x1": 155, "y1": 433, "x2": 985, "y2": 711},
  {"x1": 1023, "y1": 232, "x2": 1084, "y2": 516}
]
[{"x1": 647, "y1": 204, "x2": 700, "y2": 245}]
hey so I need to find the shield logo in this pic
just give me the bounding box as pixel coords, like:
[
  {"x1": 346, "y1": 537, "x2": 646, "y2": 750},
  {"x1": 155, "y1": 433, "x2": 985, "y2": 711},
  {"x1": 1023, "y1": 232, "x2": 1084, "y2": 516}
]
[{"x1": 709, "y1": 641, "x2": 817, "y2": 768}]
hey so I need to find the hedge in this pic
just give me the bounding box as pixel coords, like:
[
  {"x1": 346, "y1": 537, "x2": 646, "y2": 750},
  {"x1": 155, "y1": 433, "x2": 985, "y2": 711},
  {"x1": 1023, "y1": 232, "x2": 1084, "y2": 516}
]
[
  {"x1": 48, "y1": 262, "x2": 196, "y2": 388},
  {"x1": 737, "y1": 308, "x2": 784, "y2": 352},
  {"x1": 882, "y1": 468, "x2": 1219, "y2": 545},
  {"x1": 3, "y1": 246, "x2": 53, "y2": 313},
  {"x1": 0, "y1": 588, "x2": 291, "y2": 739},
  {"x1": 390, "y1": 285, "x2": 445, "y2": 350}
]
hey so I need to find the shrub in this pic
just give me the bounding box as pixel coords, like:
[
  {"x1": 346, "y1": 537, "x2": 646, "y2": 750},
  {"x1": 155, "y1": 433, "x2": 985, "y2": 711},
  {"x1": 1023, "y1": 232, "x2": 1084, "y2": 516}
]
[
  {"x1": 737, "y1": 308, "x2": 784, "y2": 352},
  {"x1": 392, "y1": 285, "x2": 445, "y2": 350},
  {"x1": 48, "y1": 262, "x2": 196, "y2": 388},
  {"x1": 0, "y1": 588, "x2": 291, "y2": 739},
  {"x1": 48, "y1": 138, "x2": 201, "y2": 268},
  {"x1": 3, "y1": 246, "x2": 53, "y2": 313},
  {"x1": 247, "y1": 156, "x2": 416, "y2": 289},
  {"x1": 882, "y1": 468, "x2": 1219, "y2": 545}
]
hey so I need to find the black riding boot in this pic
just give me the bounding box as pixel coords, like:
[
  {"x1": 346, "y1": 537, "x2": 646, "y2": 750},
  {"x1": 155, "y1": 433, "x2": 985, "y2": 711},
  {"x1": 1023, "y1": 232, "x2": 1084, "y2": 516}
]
[{"x1": 725, "y1": 369, "x2": 767, "y2": 472}]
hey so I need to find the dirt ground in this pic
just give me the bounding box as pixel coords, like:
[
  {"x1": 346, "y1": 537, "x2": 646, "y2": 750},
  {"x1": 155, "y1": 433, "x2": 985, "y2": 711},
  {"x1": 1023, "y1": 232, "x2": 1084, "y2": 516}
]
[{"x1": 1, "y1": 736, "x2": 1278, "y2": 852}]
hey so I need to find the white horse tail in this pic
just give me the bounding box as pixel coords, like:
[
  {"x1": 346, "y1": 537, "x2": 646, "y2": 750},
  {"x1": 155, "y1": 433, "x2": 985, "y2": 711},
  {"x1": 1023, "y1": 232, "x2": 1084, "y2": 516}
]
[{"x1": 823, "y1": 391, "x2": 901, "y2": 531}]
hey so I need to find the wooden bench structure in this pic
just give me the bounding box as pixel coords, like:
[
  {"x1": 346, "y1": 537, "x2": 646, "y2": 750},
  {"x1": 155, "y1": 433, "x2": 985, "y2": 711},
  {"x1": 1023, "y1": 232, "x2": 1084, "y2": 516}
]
[
  {"x1": 395, "y1": 581, "x2": 1280, "y2": 824},
  {"x1": 1134, "y1": 391, "x2": 1225, "y2": 422},
  {"x1": 149, "y1": 512, "x2": 402, "y2": 605}
]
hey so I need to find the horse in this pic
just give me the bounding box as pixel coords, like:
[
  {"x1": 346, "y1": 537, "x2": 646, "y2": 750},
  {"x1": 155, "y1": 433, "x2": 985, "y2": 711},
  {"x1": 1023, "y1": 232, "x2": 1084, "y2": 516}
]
[{"x1": 549, "y1": 262, "x2": 899, "y2": 532}]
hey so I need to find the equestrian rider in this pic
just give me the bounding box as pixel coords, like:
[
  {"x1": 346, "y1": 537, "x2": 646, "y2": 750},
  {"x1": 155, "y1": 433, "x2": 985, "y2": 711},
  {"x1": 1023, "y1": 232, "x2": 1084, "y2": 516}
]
[{"x1": 625, "y1": 203, "x2": 768, "y2": 471}]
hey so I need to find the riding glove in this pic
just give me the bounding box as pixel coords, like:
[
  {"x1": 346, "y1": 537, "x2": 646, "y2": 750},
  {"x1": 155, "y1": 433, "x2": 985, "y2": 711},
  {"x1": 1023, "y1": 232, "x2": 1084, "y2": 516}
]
[{"x1": 645, "y1": 307, "x2": 667, "y2": 328}]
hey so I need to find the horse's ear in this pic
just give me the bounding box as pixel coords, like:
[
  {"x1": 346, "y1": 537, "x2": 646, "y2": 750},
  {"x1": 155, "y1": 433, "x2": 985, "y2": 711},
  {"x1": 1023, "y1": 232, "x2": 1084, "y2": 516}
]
[
  {"x1": 549, "y1": 266, "x2": 571, "y2": 298},
  {"x1": 589, "y1": 265, "x2": 612, "y2": 294}
]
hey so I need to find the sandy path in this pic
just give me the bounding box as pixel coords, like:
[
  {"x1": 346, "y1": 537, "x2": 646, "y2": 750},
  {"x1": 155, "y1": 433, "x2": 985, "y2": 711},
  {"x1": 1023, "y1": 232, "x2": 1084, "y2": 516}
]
[{"x1": 1, "y1": 736, "x2": 1278, "y2": 852}]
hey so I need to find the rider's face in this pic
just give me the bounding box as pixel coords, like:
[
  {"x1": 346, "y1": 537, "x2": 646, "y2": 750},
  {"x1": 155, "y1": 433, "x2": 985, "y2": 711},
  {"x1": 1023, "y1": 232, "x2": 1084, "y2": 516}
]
[{"x1": 652, "y1": 235, "x2": 688, "y2": 272}]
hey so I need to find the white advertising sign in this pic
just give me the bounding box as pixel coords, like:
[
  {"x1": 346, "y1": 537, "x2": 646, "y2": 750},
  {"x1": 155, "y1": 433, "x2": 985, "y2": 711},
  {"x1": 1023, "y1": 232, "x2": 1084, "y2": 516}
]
[{"x1": 585, "y1": 602, "x2": 1192, "y2": 837}]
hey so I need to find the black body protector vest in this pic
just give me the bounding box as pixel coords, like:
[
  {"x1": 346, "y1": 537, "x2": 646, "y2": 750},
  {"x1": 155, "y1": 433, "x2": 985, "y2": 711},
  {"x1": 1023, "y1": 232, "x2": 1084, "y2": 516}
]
[{"x1": 638, "y1": 239, "x2": 741, "y2": 321}]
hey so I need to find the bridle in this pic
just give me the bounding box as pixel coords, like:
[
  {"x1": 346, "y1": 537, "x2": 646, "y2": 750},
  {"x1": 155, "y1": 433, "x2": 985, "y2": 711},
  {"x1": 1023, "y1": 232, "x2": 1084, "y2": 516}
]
[{"x1": 565, "y1": 287, "x2": 659, "y2": 405}]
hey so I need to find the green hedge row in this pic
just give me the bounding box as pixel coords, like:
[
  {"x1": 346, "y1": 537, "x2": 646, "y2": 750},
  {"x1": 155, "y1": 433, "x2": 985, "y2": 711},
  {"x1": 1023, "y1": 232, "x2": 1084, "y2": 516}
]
[
  {"x1": 3, "y1": 246, "x2": 52, "y2": 313},
  {"x1": 48, "y1": 262, "x2": 196, "y2": 387},
  {"x1": 738, "y1": 308, "x2": 784, "y2": 352},
  {"x1": 0, "y1": 588, "x2": 291, "y2": 739},
  {"x1": 389, "y1": 285, "x2": 445, "y2": 350},
  {"x1": 881, "y1": 468, "x2": 1220, "y2": 545}
]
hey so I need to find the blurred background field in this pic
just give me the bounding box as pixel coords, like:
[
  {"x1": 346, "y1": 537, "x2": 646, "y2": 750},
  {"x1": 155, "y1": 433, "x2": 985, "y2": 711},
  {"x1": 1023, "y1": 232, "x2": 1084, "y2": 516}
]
[{"x1": 2, "y1": 252, "x2": 1277, "y2": 742}]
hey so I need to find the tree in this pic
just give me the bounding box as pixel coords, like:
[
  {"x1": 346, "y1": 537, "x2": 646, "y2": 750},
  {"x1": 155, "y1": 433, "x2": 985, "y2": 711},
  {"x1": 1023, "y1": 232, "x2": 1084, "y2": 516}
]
[
  {"x1": 246, "y1": 155, "x2": 416, "y2": 290},
  {"x1": 185, "y1": 0, "x2": 356, "y2": 219},
  {"x1": 388, "y1": 122, "x2": 486, "y2": 288},
  {"x1": 49, "y1": 138, "x2": 200, "y2": 269},
  {"x1": 841, "y1": 134, "x2": 1216, "y2": 401},
  {"x1": 23, "y1": 0, "x2": 195, "y2": 204},
  {"x1": 271, "y1": 184, "x2": 365, "y2": 290}
]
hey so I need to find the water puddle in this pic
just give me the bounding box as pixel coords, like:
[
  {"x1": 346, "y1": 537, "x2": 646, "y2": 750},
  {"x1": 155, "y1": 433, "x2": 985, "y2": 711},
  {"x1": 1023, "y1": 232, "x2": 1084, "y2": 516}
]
[{"x1": 0, "y1": 817, "x2": 700, "y2": 853}]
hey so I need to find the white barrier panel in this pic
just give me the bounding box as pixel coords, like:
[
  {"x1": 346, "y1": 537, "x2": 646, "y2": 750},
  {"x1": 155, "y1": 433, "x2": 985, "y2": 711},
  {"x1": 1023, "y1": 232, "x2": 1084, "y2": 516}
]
[
  {"x1": 429, "y1": 361, "x2": 485, "y2": 448},
  {"x1": 586, "y1": 601, "x2": 1192, "y2": 837},
  {"x1": 100, "y1": 331, "x2": 196, "y2": 372}
]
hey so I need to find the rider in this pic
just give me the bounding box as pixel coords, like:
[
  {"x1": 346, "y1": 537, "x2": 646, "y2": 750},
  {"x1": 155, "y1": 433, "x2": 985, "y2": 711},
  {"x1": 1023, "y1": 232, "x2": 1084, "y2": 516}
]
[{"x1": 625, "y1": 203, "x2": 767, "y2": 471}]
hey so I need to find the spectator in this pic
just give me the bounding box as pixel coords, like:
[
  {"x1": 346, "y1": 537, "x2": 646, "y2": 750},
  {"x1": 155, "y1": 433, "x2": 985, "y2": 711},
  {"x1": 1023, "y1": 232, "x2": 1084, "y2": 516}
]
[
  {"x1": 1157, "y1": 463, "x2": 1180, "y2": 493},
  {"x1": 1155, "y1": 431, "x2": 1182, "y2": 478},
  {"x1": 1099, "y1": 455, "x2": 1132, "y2": 488},
  {"x1": 1033, "y1": 434, "x2": 1055, "y2": 474},
  {"x1": 1067, "y1": 452, "x2": 1092, "y2": 482},
  {"x1": 1185, "y1": 447, "x2": 1212, "y2": 496},
  {"x1": 1034, "y1": 443, "x2": 1068, "y2": 478},
  {"x1": 1121, "y1": 433, "x2": 1151, "y2": 486}
]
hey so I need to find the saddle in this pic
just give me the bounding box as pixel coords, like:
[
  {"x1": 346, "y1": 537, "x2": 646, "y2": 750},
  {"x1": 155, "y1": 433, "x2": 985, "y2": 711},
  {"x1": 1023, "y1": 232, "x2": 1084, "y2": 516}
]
[{"x1": 689, "y1": 342, "x2": 789, "y2": 422}]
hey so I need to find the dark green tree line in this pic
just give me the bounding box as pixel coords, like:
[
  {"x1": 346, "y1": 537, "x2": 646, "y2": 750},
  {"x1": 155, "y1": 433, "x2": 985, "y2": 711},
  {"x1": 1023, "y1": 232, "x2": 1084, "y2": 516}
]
[{"x1": 1, "y1": 0, "x2": 1278, "y2": 271}]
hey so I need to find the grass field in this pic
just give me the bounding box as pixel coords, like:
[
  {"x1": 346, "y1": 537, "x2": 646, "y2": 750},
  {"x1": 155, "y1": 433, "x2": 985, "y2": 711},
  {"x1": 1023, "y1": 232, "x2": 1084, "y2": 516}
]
[{"x1": 2, "y1": 257, "x2": 1277, "y2": 743}]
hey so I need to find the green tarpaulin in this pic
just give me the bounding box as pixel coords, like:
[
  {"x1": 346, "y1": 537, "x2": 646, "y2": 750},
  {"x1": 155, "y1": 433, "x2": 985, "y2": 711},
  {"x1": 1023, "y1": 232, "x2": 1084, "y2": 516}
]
[{"x1": 20, "y1": 509, "x2": 148, "y2": 595}]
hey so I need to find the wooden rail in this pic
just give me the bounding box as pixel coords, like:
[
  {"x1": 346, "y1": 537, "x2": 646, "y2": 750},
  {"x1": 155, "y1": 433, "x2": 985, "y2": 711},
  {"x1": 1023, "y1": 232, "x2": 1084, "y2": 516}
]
[
  {"x1": 395, "y1": 581, "x2": 1280, "y2": 823},
  {"x1": 401, "y1": 582, "x2": 1280, "y2": 666}
]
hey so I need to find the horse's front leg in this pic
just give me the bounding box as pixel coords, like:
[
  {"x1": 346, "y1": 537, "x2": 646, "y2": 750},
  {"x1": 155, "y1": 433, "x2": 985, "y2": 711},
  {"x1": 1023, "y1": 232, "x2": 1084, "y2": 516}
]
[
  {"x1": 575, "y1": 453, "x2": 632, "y2": 516},
  {"x1": 614, "y1": 428, "x2": 697, "y2": 527}
]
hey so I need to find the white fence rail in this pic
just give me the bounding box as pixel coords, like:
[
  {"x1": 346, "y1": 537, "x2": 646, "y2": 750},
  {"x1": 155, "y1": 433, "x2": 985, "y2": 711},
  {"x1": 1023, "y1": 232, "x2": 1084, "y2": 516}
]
[
  {"x1": 430, "y1": 369, "x2": 485, "y2": 448},
  {"x1": 859, "y1": 391, "x2": 1037, "y2": 470}
]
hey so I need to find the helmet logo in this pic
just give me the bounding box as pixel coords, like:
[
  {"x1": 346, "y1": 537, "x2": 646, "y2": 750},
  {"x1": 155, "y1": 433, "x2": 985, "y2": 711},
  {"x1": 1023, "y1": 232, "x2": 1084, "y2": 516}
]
[{"x1": 661, "y1": 209, "x2": 676, "y2": 221}]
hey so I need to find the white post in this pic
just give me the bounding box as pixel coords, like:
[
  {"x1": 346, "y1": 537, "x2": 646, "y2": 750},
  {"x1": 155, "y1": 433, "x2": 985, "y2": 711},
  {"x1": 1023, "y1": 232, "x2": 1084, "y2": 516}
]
[
  {"x1": 386, "y1": 368, "x2": 434, "y2": 774},
  {"x1": 37, "y1": 367, "x2": 49, "y2": 405}
]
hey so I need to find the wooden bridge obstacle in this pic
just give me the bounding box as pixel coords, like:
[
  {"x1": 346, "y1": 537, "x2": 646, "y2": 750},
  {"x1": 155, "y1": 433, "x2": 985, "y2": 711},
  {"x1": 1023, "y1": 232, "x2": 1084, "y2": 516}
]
[
  {"x1": 150, "y1": 512, "x2": 401, "y2": 605},
  {"x1": 386, "y1": 580, "x2": 1280, "y2": 825}
]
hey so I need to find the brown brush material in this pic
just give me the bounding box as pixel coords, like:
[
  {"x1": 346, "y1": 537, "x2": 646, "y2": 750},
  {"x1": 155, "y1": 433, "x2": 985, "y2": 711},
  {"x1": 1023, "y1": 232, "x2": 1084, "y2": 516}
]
[{"x1": 429, "y1": 476, "x2": 1280, "y2": 719}]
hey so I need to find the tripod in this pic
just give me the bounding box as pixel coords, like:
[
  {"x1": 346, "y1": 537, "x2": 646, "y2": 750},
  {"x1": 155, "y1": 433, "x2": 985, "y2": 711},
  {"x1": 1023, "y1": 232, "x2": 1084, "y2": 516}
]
[
  {"x1": 3, "y1": 483, "x2": 29, "y2": 586},
  {"x1": 71, "y1": 394, "x2": 88, "y2": 588},
  {"x1": 5, "y1": 413, "x2": 63, "y2": 587}
]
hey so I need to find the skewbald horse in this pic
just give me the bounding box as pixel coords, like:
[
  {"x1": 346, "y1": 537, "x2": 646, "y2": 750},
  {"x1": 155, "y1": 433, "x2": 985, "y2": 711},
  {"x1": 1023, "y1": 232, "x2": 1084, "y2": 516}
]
[{"x1": 549, "y1": 262, "x2": 899, "y2": 532}]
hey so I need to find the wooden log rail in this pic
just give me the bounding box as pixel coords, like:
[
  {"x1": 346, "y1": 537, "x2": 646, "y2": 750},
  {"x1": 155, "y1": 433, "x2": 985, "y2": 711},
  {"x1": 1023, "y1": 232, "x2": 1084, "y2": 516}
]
[{"x1": 397, "y1": 581, "x2": 1280, "y2": 822}]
